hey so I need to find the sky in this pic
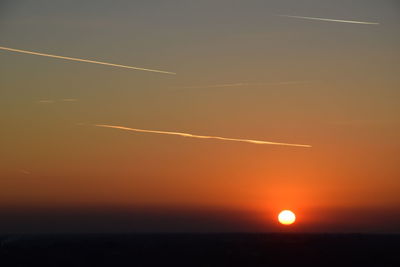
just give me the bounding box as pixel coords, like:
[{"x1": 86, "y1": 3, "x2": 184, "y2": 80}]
[{"x1": 0, "y1": 0, "x2": 399, "y2": 233}]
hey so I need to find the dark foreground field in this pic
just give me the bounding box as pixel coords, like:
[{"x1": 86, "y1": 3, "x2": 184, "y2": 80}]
[{"x1": 1, "y1": 233, "x2": 399, "y2": 266}]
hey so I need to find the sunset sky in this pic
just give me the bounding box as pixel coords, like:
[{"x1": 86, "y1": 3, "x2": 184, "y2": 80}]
[{"x1": 1, "y1": 0, "x2": 399, "y2": 233}]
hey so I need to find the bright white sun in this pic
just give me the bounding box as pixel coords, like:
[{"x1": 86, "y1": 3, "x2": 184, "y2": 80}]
[{"x1": 278, "y1": 210, "x2": 296, "y2": 225}]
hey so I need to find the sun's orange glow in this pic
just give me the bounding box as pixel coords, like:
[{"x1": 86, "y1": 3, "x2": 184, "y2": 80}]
[{"x1": 278, "y1": 210, "x2": 296, "y2": 225}]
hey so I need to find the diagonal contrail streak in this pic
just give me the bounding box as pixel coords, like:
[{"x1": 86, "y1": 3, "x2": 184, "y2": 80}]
[
  {"x1": 0, "y1": 46, "x2": 176, "y2": 75},
  {"x1": 175, "y1": 81, "x2": 312, "y2": 89},
  {"x1": 278, "y1": 15, "x2": 379, "y2": 25},
  {"x1": 95, "y1": 124, "x2": 311, "y2": 148}
]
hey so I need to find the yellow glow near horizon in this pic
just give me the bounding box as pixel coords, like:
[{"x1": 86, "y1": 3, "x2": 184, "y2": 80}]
[{"x1": 278, "y1": 210, "x2": 296, "y2": 225}]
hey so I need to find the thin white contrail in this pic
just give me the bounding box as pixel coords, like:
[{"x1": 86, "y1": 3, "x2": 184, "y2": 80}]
[
  {"x1": 37, "y1": 99, "x2": 78, "y2": 103},
  {"x1": 181, "y1": 83, "x2": 252, "y2": 89},
  {"x1": 38, "y1": 100, "x2": 55, "y2": 103},
  {"x1": 18, "y1": 169, "x2": 30, "y2": 175},
  {"x1": 0, "y1": 46, "x2": 176, "y2": 75},
  {"x1": 174, "y1": 81, "x2": 312, "y2": 89},
  {"x1": 278, "y1": 15, "x2": 379, "y2": 25},
  {"x1": 95, "y1": 124, "x2": 311, "y2": 148}
]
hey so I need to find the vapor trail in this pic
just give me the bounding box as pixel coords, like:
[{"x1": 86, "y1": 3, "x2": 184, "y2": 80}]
[
  {"x1": 278, "y1": 15, "x2": 379, "y2": 25},
  {"x1": 18, "y1": 169, "x2": 30, "y2": 175},
  {"x1": 0, "y1": 46, "x2": 176, "y2": 75},
  {"x1": 175, "y1": 81, "x2": 312, "y2": 89},
  {"x1": 95, "y1": 124, "x2": 311, "y2": 148},
  {"x1": 37, "y1": 100, "x2": 55, "y2": 103}
]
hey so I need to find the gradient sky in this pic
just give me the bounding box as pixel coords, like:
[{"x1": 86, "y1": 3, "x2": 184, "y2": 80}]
[{"x1": 0, "y1": 0, "x2": 399, "y2": 233}]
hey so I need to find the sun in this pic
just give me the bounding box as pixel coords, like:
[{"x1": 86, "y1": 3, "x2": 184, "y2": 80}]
[{"x1": 278, "y1": 210, "x2": 296, "y2": 225}]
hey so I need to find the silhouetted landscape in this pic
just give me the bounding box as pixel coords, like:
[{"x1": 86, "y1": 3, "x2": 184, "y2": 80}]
[{"x1": 1, "y1": 233, "x2": 399, "y2": 266}]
